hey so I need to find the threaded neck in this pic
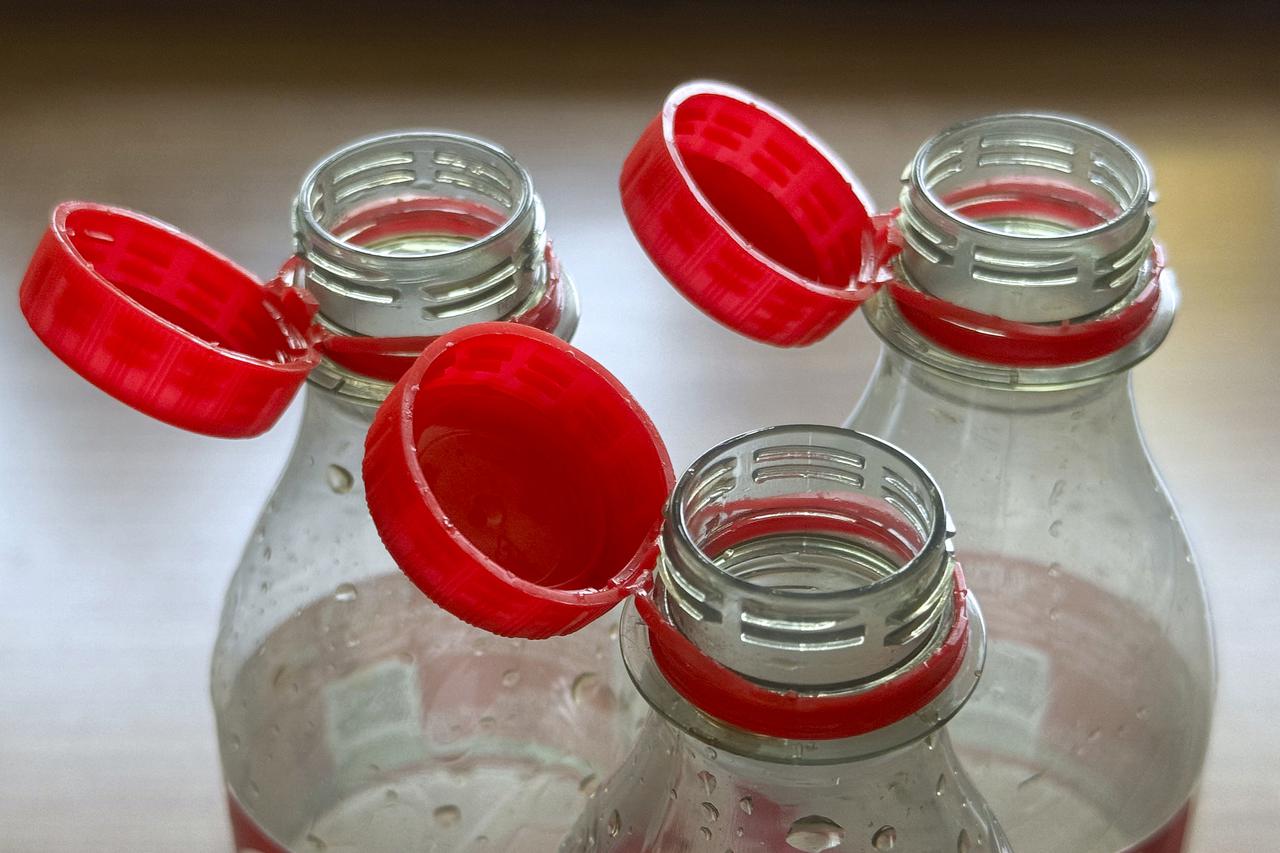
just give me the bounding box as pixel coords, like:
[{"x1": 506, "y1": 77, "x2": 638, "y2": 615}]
[
  {"x1": 293, "y1": 131, "x2": 550, "y2": 338},
  {"x1": 897, "y1": 113, "x2": 1154, "y2": 324},
  {"x1": 657, "y1": 425, "x2": 955, "y2": 693}
]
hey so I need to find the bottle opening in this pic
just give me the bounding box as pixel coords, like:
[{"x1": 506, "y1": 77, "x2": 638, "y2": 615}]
[
  {"x1": 897, "y1": 113, "x2": 1154, "y2": 323},
  {"x1": 296, "y1": 132, "x2": 548, "y2": 338},
  {"x1": 658, "y1": 426, "x2": 952, "y2": 693}
]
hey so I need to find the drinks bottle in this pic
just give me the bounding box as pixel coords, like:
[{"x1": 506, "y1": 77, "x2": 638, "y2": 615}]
[
  {"x1": 16, "y1": 131, "x2": 673, "y2": 852},
  {"x1": 618, "y1": 81, "x2": 1213, "y2": 852},
  {"x1": 560, "y1": 425, "x2": 1011, "y2": 853}
]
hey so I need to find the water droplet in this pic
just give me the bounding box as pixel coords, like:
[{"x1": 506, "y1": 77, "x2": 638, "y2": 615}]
[
  {"x1": 1088, "y1": 727, "x2": 1101, "y2": 741},
  {"x1": 697, "y1": 770, "x2": 717, "y2": 795},
  {"x1": 1047, "y1": 562, "x2": 1062, "y2": 578},
  {"x1": 608, "y1": 623, "x2": 619, "y2": 640},
  {"x1": 607, "y1": 810, "x2": 621, "y2": 837},
  {"x1": 305, "y1": 832, "x2": 327, "y2": 850},
  {"x1": 572, "y1": 672, "x2": 600, "y2": 703},
  {"x1": 397, "y1": 651, "x2": 415, "y2": 665},
  {"x1": 700, "y1": 827, "x2": 713, "y2": 841},
  {"x1": 333, "y1": 583, "x2": 357, "y2": 603},
  {"x1": 936, "y1": 774, "x2": 946, "y2": 796},
  {"x1": 1048, "y1": 607, "x2": 1060, "y2": 622},
  {"x1": 736, "y1": 827, "x2": 744, "y2": 838},
  {"x1": 579, "y1": 774, "x2": 599, "y2": 796},
  {"x1": 1048, "y1": 479, "x2": 1066, "y2": 506},
  {"x1": 478, "y1": 716, "x2": 496, "y2": 731},
  {"x1": 384, "y1": 788, "x2": 398, "y2": 802},
  {"x1": 957, "y1": 828, "x2": 972, "y2": 852},
  {"x1": 924, "y1": 733, "x2": 936, "y2": 750},
  {"x1": 701, "y1": 802, "x2": 720, "y2": 822},
  {"x1": 1136, "y1": 706, "x2": 1150, "y2": 720},
  {"x1": 501, "y1": 669, "x2": 520, "y2": 687},
  {"x1": 474, "y1": 836, "x2": 489, "y2": 846},
  {"x1": 670, "y1": 788, "x2": 678, "y2": 800},
  {"x1": 433, "y1": 805, "x2": 461, "y2": 828},
  {"x1": 262, "y1": 546, "x2": 273, "y2": 562},
  {"x1": 1048, "y1": 520, "x2": 1063, "y2": 538},
  {"x1": 738, "y1": 796, "x2": 753, "y2": 815},
  {"x1": 785, "y1": 815, "x2": 845, "y2": 852},
  {"x1": 704, "y1": 746, "x2": 718, "y2": 760},
  {"x1": 326, "y1": 464, "x2": 354, "y2": 494},
  {"x1": 873, "y1": 825, "x2": 897, "y2": 849},
  {"x1": 248, "y1": 780, "x2": 260, "y2": 799}
]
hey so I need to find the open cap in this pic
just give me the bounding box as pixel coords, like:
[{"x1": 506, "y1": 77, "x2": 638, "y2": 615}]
[
  {"x1": 362, "y1": 322, "x2": 674, "y2": 639},
  {"x1": 19, "y1": 202, "x2": 321, "y2": 437},
  {"x1": 620, "y1": 81, "x2": 882, "y2": 347}
]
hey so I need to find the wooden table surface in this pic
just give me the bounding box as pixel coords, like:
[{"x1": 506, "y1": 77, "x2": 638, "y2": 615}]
[{"x1": 1, "y1": 7, "x2": 1277, "y2": 851}]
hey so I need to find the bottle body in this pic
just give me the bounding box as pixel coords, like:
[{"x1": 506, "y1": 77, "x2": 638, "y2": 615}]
[
  {"x1": 212, "y1": 388, "x2": 638, "y2": 852},
  {"x1": 848, "y1": 346, "x2": 1213, "y2": 852},
  {"x1": 566, "y1": 711, "x2": 1006, "y2": 853}
]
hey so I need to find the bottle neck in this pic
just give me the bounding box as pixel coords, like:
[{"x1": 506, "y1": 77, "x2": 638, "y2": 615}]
[{"x1": 623, "y1": 426, "x2": 985, "y2": 764}]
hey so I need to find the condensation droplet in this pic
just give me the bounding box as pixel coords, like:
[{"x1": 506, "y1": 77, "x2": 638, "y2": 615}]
[
  {"x1": 738, "y1": 796, "x2": 753, "y2": 815},
  {"x1": 501, "y1": 669, "x2": 520, "y2": 687},
  {"x1": 736, "y1": 827, "x2": 745, "y2": 838},
  {"x1": 1048, "y1": 519, "x2": 1063, "y2": 538},
  {"x1": 957, "y1": 828, "x2": 972, "y2": 853},
  {"x1": 924, "y1": 733, "x2": 937, "y2": 750},
  {"x1": 697, "y1": 770, "x2": 717, "y2": 795},
  {"x1": 1136, "y1": 706, "x2": 1150, "y2": 720},
  {"x1": 873, "y1": 825, "x2": 897, "y2": 850},
  {"x1": 333, "y1": 583, "x2": 357, "y2": 603},
  {"x1": 579, "y1": 774, "x2": 599, "y2": 796},
  {"x1": 607, "y1": 810, "x2": 621, "y2": 838},
  {"x1": 785, "y1": 815, "x2": 845, "y2": 852},
  {"x1": 433, "y1": 805, "x2": 461, "y2": 828},
  {"x1": 326, "y1": 464, "x2": 354, "y2": 494},
  {"x1": 1048, "y1": 479, "x2": 1066, "y2": 506},
  {"x1": 571, "y1": 672, "x2": 600, "y2": 703},
  {"x1": 701, "y1": 802, "x2": 720, "y2": 822},
  {"x1": 1048, "y1": 607, "x2": 1061, "y2": 622},
  {"x1": 699, "y1": 827, "x2": 712, "y2": 841},
  {"x1": 936, "y1": 773, "x2": 947, "y2": 796},
  {"x1": 1047, "y1": 561, "x2": 1062, "y2": 578},
  {"x1": 229, "y1": 734, "x2": 241, "y2": 752},
  {"x1": 1088, "y1": 727, "x2": 1102, "y2": 742},
  {"x1": 704, "y1": 746, "x2": 718, "y2": 760},
  {"x1": 478, "y1": 716, "x2": 496, "y2": 731},
  {"x1": 305, "y1": 832, "x2": 327, "y2": 850},
  {"x1": 384, "y1": 788, "x2": 398, "y2": 802}
]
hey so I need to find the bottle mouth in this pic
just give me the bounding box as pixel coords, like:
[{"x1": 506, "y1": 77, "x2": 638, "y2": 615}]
[
  {"x1": 657, "y1": 425, "x2": 955, "y2": 693},
  {"x1": 897, "y1": 113, "x2": 1154, "y2": 324},
  {"x1": 294, "y1": 131, "x2": 548, "y2": 338}
]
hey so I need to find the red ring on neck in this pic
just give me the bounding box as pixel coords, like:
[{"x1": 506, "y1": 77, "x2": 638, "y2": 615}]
[
  {"x1": 638, "y1": 564, "x2": 970, "y2": 740},
  {"x1": 886, "y1": 244, "x2": 1167, "y2": 368}
]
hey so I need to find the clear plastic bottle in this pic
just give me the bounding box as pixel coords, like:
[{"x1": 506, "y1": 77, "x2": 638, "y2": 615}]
[
  {"x1": 617, "y1": 84, "x2": 1214, "y2": 853},
  {"x1": 846, "y1": 115, "x2": 1214, "y2": 852},
  {"x1": 562, "y1": 425, "x2": 1011, "y2": 853},
  {"x1": 209, "y1": 132, "x2": 646, "y2": 852}
]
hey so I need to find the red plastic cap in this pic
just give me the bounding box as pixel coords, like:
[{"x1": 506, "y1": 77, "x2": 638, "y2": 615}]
[
  {"x1": 363, "y1": 323, "x2": 674, "y2": 639},
  {"x1": 19, "y1": 202, "x2": 320, "y2": 438},
  {"x1": 620, "y1": 81, "x2": 879, "y2": 347}
]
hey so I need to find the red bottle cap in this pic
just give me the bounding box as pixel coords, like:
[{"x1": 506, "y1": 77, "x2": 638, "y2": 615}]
[
  {"x1": 363, "y1": 323, "x2": 674, "y2": 639},
  {"x1": 620, "y1": 81, "x2": 880, "y2": 347},
  {"x1": 19, "y1": 202, "x2": 320, "y2": 438}
]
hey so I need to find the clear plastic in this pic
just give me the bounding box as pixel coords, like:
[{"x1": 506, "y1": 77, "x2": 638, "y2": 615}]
[
  {"x1": 564, "y1": 426, "x2": 1010, "y2": 853},
  {"x1": 847, "y1": 114, "x2": 1214, "y2": 853},
  {"x1": 210, "y1": 132, "x2": 640, "y2": 852}
]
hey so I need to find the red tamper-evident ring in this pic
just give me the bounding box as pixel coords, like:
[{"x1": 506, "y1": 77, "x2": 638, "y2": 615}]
[
  {"x1": 19, "y1": 202, "x2": 320, "y2": 438},
  {"x1": 363, "y1": 323, "x2": 674, "y2": 639},
  {"x1": 620, "y1": 81, "x2": 879, "y2": 347}
]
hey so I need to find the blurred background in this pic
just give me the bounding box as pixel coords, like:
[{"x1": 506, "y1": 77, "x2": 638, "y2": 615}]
[{"x1": 1, "y1": 2, "x2": 1277, "y2": 849}]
